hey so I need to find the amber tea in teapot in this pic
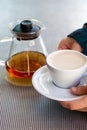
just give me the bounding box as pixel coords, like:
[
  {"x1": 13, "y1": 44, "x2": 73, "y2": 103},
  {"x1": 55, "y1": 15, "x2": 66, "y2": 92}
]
[{"x1": 6, "y1": 51, "x2": 46, "y2": 78}]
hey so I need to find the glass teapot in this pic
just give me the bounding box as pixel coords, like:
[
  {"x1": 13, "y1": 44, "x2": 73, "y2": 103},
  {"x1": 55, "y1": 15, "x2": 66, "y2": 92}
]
[{"x1": 0, "y1": 19, "x2": 48, "y2": 86}]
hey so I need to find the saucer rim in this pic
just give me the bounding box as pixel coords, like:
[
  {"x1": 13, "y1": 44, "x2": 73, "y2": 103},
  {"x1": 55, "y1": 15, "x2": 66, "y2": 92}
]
[{"x1": 32, "y1": 65, "x2": 83, "y2": 101}]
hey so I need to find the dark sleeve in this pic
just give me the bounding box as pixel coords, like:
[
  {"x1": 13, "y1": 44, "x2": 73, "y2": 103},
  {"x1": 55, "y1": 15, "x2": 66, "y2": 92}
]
[{"x1": 67, "y1": 23, "x2": 87, "y2": 55}]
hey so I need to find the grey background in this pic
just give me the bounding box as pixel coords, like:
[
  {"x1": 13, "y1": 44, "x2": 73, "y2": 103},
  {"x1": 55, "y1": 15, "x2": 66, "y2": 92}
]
[
  {"x1": 0, "y1": 0, "x2": 87, "y2": 130},
  {"x1": 0, "y1": 0, "x2": 87, "y2": 53}
]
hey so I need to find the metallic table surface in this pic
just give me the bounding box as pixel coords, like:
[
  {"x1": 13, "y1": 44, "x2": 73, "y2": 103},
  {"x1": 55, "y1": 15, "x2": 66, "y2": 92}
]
[
  {"x1": 0, "y1": 66, "x2": 87, "y2": 130},
  {"x1": 0, "y1": 0, "x2": 87, "y2": 130}
]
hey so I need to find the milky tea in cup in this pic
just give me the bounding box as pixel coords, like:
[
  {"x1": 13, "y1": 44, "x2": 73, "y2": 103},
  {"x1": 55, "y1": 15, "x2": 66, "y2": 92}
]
[{"x1": 46, "y1": 50, "x2": 87, "y2": 89}]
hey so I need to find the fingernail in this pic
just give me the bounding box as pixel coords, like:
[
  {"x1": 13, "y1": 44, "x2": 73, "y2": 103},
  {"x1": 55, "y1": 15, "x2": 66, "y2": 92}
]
[{"x1": 71, "y1": 87, "x2": 77, "y2": 92}]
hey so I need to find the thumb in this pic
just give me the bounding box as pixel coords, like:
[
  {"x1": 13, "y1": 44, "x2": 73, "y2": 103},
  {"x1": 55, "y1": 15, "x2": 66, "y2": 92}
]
[{"x1": 71, "y1": 85, "x2": 87, "y2": 96}]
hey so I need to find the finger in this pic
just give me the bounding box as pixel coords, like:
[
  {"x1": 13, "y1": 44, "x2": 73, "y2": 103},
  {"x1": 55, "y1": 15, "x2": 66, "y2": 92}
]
[
  {"x1": 60, "y1": 95, "x2": 87, "y2": 110},
  {"x1": 71, "y1": 41, "x2": 83, "y2": 52},
  {"x1": 60, "y1": 101, "x2": 71, "y2": 109},
  {"x1": 71, "y1": 85, "x2": 87, "y2": 95},
  {"x1": 58, "y1": 41, "x2": 72, "y2": 50},
  {"x1": 58, "y1": 45, "x2": 70, "y2": 50},
  {"x1": 77, "y1": 107, "x2": 87, "y2": 112}
]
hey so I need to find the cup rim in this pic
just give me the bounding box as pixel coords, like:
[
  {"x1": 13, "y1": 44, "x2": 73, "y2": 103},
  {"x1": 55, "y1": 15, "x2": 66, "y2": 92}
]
[{"x1": 46, "y1": 50, "x2": 87, "y2": 71}]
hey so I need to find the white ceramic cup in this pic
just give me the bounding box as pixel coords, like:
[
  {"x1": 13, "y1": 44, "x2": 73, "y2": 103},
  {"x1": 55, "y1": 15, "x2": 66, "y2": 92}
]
[{"x1": 46, "y1": 50, "x2": 87, "y2": 89}]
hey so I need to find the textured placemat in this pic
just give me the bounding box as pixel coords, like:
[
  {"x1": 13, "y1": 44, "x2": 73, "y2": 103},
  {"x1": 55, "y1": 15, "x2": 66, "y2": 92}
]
[{"x1": 0, "y1": 66, "x2": 87, "y2": 130}]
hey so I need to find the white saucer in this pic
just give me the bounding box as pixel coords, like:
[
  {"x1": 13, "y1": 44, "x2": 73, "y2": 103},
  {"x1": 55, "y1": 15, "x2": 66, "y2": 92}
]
[{"x1": 32, "y1": 65, "x2": 83, "y2": 101}]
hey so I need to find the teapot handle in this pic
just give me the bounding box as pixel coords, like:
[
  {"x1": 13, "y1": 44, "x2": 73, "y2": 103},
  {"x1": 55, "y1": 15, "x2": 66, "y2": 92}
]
[
  {"x1": 0, "y1": 37, "x2": 13, "y2": 66},
  {"x1": 0, "y1": 37, "x2": 12, "y2": 43}
]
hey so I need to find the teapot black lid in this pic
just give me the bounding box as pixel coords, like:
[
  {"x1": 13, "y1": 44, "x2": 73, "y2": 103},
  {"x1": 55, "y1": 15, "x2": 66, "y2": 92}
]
[{"x1": 12, "y1": 20, "x2": 41, "y2": 40}]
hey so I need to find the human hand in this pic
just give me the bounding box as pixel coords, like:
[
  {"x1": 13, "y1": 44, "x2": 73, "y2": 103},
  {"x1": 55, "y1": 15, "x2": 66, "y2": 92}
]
[
  {"x1": 58, "y1": 37, "x2": 83, "y2": 52},
  {"x1": 60, "y1": 85, "x2": 87, "y2": 112},
  {"x1": 58, "y1": 37, "x2": 87, "y2": 112}
]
